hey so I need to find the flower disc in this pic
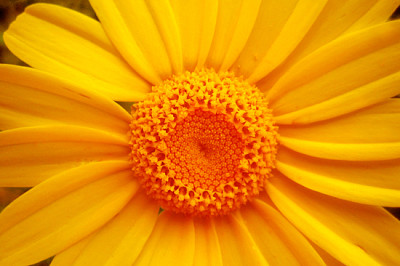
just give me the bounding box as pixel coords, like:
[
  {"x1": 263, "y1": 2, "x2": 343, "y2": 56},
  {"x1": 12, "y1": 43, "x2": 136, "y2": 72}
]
[{"x1": 129, "y1": 69, "x2": 278, "y2": 216}]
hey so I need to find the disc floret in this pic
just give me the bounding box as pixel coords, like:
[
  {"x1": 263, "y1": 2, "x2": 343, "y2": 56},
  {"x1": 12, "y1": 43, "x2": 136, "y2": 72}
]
[{"x1": 129, "y1": 69, "x2": 278, "y2": 216}]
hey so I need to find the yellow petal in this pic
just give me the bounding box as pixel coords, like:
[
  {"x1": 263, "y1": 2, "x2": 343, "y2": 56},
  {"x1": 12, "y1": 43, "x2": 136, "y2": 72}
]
[
  {"x1": 268, "y1": 20, "x2": 400, "y2": 124},
  {"x1": 310, "y1": 241, "x2": 345, "y2": 266},
  {"x1": 346, "y1": 0, "x2": 400, "y2": 32},
  {"x1": 4, "y1": 3, "x2": 149, "y2": 101},
  {"x1": 277, "y1": 147, "x2": 400, "y2": 206},
  {"x1": 51, "y1": 235, "x2": 94, "y2": 266},
  {"x1": 0, "y1": 65, "x2": 130, "y2": 134},
  {"x1": 218, "y1": 0, "x2": 262, "y2": 72},
  {"x1": 258, "y1": 0, "x2": 400, "y2": 91},
  {"x1": 279, "y1": 136, "x2": 400, "y2": 161},
  {"x1": 234, "y1": 0, "x2": 327, "y2": 82},
  {"x1": 213, "y1": 214, "x2": 267, "y2": 266},
  {"x1": 267, "y1": 175, "x2": 400, "y2": 265},
  {"x1": 294, "y1": 0, "x2": 400, "y2": 60},
  {"x1": 274, "y1": 74, "x2": 400, "y2": 125},
  {"x1": 192, "y1": 218, "x2": 223, "y2": 266},
  {"x1": 145, "y1": 0, "x2": 183, "y2": 74},
  {"x1": 170, "y1": 0, "x2": 218, "y2": 71},
  {"x1": 237, "y1": 199, "x2": 324, "y2": 265},
  {"x1": 0, "y1": 161, "x2": 139, "y2": 266},
  {"x1": 206, "y1": 0, "x2": 261, "y2": 71},
  {"x1": 292, "y1": 0, "x2": 400, "y2": 62},
  {"x1": 0, "y1": 125, "x2": 129, "y2": 187},
  {"x1": 133, "y1": 212, "x2": 195, "y2": 266},
  {"x1": 89, "y1": 0, "x2": 175, "y2": 84},
  {"x1": 278, "y1": 99, "x2": 400, "y2": 161},
  {"x1": 279, "y1": 99, "x2": 400, "y2": 143},
  {"x1": 53, "y1": 191, "x2": 159, "y2": 266}
]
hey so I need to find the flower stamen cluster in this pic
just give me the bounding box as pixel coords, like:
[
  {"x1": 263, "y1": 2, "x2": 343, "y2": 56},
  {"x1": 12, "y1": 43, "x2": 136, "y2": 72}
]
[{"x1": 129, "y1": 69, "x2": 278, "y2": 216}]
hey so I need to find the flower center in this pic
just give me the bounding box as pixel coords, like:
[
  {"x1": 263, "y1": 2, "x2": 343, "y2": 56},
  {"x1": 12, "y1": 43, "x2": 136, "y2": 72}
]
[{"x1": 129, "y1": 69, "x2": 278, "y2": 216}]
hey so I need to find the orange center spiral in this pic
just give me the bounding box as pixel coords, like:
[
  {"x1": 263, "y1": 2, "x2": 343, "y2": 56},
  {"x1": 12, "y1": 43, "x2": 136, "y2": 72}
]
[{"x1": 129, "y1": 69, "x2": 278, "y2": 216}]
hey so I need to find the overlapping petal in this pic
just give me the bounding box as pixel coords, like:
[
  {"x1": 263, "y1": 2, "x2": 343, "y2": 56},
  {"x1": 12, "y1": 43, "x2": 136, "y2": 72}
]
[
  {"x1": 213, "y1": 214, "x2": 267, "y2": 266},
  {"x1": 277, "y1": 147, "x2": 400, "y2": 206},
  {"x1": 145, "y1": 0, "x2": 183, "y2": 75},
  {"x1": 259, "y1": 0, "x2": 400, "y2": 90},
  {"x1": 0, "y1": 161, "x2": 139, "y2": 266},
  {"x1": 51, "y1": 192, "x2": 159, "y2": 266},
  {"x1": 295, "y1": 0, "x2": 400, "y2": 58},
  {"x1": 267, "y1": 175, "x2": 400, "y2": 265},
  {"x1": 4, "y1": 4, "x2": 149, "y2": 101},
  {"x1": 310, "y1": 242, "x2": 345, "y2": 266},
  {"x1": 0, "y1": 125, "x2": 129, "y2": 187},
  {"x1": 89, "y1": 0, "x2": 181, "y2": 84},
  {"x1": 169, "y1": 0, "x2": 218, "y2": 71},
  {"x1": 206, "y1": 0, "x2": 261, "y2": 72},
  {"x1": 278, "y1": 99, "x2": 400, "y2": 143},
  {"x1": 192, "y1": 218, "x2": 223, "y2": 266},
  {"x1": 278, "y1": 99, "x2": 400, "y2": 160},
  {"x1": 133, "y1": 212, "x2": 195, "y2": 266},
  {"x1": 232, "y1": 0, "x2": 327, "y2": 82},
  {"x1": 346, "y1": 0, "x2": 400, "y2": 32},
  {"x1": 0, "y1": 65, "x2": 130, "y2": 135},
  {"x1": 236, "y1": 199, "x2": 324, "y2": 265},
  {"x1": 50, "y1": 234, "x2": 94, "y2": 266},
  {"x1": 268, "y1": 20, "x2": 400, "y2": 124}
]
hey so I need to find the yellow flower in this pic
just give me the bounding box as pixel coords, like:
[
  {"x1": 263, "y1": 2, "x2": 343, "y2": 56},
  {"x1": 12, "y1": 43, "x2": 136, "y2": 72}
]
[{"x1": 1, "y1": 1, "x2": 400, "y2": 265}]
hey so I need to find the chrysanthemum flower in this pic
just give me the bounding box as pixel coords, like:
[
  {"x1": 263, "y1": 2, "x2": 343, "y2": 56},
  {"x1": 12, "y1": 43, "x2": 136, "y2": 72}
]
[{"x1": 1, "y1": 0, "x2": 400, "y2": 265}]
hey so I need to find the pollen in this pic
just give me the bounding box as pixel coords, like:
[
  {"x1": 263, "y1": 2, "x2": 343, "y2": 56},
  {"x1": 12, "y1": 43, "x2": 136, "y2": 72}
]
[{"x1": 129, "y1": 69, "x2": 278, "y2": 216}]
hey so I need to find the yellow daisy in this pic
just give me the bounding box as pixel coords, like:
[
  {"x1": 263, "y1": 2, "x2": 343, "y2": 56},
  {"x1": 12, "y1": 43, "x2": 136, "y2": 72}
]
[{"x1": 1, "y1": 0, "x2": 400, "y2": 265}]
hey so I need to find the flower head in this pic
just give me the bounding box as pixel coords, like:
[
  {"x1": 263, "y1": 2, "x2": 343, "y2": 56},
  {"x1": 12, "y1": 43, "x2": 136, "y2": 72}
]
[
  {"x1": 1, "y1": 1, "x2": 400, "y2": 265},
  {"x1": 130, "y1": 69, "x2": 278, "y2": 216}
]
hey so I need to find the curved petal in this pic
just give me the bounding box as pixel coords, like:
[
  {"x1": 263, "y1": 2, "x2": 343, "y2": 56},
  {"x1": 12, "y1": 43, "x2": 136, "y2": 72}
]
[
  {"x1": 258, "y1": 0, "x2": 400, "y2": 91},
  {"x1": 278, "y1": 99, "x2": 400, "y2": 143},
  {"x1": 133, "y1": 212, "x2": 195, "y2": 266},
  {"x1": 145, "y1": 0, "x2": 183, "y2": 74},
  {"x1": 279, "y1": 136, "x2": 400, "y2": 161},
  {"x1": 267, "y1": 20, "x2": 400, "y2": 124},
  {"x1": 50, "y1": 234, "x2": 94, "y2": 266},
  {"x1": 217, "y1": 0, "x2": 261, "y2": 72},
  {"x1": 0, "y1": 161, "x2": 139, "y2": 266},
  {"x1": 52, "y1": 191, "x2": 159, "y2": 266},
  {"x1": 346, "y1": 0, "x2": 400, "y2": 32},
  {"x1": 236, "y1": 199, "x2": 324, "y2": 265},
  {"x1": 0, "y1": 65, "x2": 130, "y2": 134},
  {"x1": 213, "y1": 214, "x2": 268, "y2": 266},
  {"x1": 4, "y1": 3, "x2": 150, "y2": 101},
  {"x1": 89, "y1": 0, "x2": 178, "y2": 84},
  {"x1": 0, "y1": 125, "x2": 129, "y2": 187},
  {"x1": 192, "y1": 218, "x2": 223, "y2": 266},
  {"x1": 310, "y1": 241, "x2": 345, "y2": 266},
  {"x1": 278, "y1": 99, "x2": 400, "y2": 161},
  {"x1": 277, "y1": 147, "x2": 400, "y2": 206},
  {"x1": 290, "y1": 0, "x2": 400, "y2": 60},
  {"x1": 267, "y1": 175, "x2": 400, "y2": 266},
  {"x1": 233, "y1": 0, "x2": 327, "y2": 82},
  {"x1": 274, "y1": 74, "x2": 400, "y2": 125},
  {"x1": 170, "y1": 0, "x2": 218, "y2": 71},
  {"x1": 206, "y1": 0, "x2": 261, "y2": 72}
]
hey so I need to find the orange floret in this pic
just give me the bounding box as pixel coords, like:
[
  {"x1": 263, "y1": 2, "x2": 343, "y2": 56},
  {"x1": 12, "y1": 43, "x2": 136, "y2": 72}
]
[{"x1": 129, "y1": 69, "x2": 278, "y2": 216}]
